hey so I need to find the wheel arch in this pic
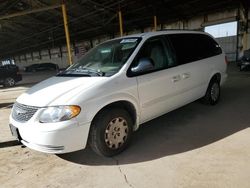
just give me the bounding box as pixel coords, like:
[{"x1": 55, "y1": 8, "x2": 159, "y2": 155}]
[
  {"x1": 91, "y1": 100, "x2": 139, "y2": 131},
  {"x1": 208, "y1": 72, "x2": 221, "y2": 85}
]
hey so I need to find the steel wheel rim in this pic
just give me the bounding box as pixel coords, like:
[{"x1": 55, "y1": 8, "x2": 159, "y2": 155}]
[
  {"x1": 211, "y1": 83, "x2": 219, "y2": 101},
  {"x1": 6, "y1": 78, "x2": 15, "y2": 86},
  {"x1": 104, "y1": 117, "x2": 129, "y2": 149}
]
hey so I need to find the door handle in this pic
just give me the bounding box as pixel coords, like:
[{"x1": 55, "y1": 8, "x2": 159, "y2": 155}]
[
  {"x1": 172, "y1": 75, "x2": 181, "y2": 82},
  {"x1": 182, "y1": 73, "x2": 190, "y2": 79}
]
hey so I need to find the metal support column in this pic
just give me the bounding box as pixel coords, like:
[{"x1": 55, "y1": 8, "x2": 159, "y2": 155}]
[
  {"x1": 62, "y1": 3, "x2": 72, "y2": 65},
  {"x1": 236, "y1": 8, "x2": 240, "y2": 62},
  {"x1": 242, "y1": 7, "x2": 249, "y2": 51},
  {"x1": 154, "y1": 15, "x2": 157, "y2": 31},
  {"x1": 118, "y1": 10, "x2": 123, "y2": 37}
]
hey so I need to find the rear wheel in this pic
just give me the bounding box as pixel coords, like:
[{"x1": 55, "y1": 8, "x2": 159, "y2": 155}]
[
  {"x1": 203, "y1": 79, "x2": 220, "y2": 105},
  {"x1": 4, "y1": 77, "x2": 16, "y2": 87},
  {"x1": 89, "y1": 108, "x2": 133, "y2": 157}
]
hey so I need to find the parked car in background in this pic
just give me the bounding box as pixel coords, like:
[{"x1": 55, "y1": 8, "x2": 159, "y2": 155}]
[
  {"x1": 0, "y1": 64, "x2": 22, "y2": 87},
  {"x1": 10, "y1": 31, "x2": 227, "y2": 157},
  {"x1": 24, "y1": 63, "x2": 59, "y2": 72},
  {"x1": 239, "y1": 49, "x2": 250, "y2": 71}
]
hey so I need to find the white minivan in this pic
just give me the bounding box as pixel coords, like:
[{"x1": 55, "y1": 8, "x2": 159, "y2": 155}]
[{"x1": 9, "y1": 31, "x2": 227, "y2": 156}]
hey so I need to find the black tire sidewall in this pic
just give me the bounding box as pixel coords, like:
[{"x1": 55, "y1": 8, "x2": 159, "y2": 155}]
[
  {"x1": 90, "y1": 108, "x2": 133, "y2": 157},
  {"x1": 4, "y1": 77, "x2": 15, "y2": 87},
  {"x1": 206, "y1": 80, "x2": 220, "y2": 105}
]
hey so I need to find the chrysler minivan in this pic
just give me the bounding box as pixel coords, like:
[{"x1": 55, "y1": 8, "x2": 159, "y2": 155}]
[{"x1": 9, "y1": 31, "x2": 227, "y2": 156}]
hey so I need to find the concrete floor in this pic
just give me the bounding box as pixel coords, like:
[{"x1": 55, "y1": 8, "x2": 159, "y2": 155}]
[{"x1": 0, "y1": 66, "x2": 250, "y2": 188}]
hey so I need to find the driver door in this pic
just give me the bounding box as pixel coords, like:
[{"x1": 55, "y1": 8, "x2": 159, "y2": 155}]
[{"x1": 130, "y1": 36, "x2": 183, "y2": 123}]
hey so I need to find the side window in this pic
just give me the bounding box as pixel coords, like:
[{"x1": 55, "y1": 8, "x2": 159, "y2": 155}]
[
  {"x1": 200, "y1": 35, "x2": 222, "y2": 57},
  {"x1": 168, "y1": 34, "x2": 222, "y2": 65},
  {"x1": 129, "y1": 36, "x2": 176, "y2": 76},
  {"x1": 137, "y1": 37, "x2": 167, "y2": 70},
  {"x1": 168, "y1": 34, "x2": 194, "y2": 65}
]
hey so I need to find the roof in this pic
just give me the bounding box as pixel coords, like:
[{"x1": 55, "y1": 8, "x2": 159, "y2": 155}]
[
  {"x1": 0, "y1": 0, "x2": 247, "y2": 59},
  {"x1": 124, "y1": 30, "x2": 205, "y2": 37}
]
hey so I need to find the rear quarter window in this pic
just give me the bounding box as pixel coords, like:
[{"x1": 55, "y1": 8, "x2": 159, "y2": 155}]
[{"x1": 167, "y1": 33, "x2": 222, "y2": 65}]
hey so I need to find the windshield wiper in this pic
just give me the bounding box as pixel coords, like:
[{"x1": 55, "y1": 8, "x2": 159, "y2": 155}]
[
  {"x1": 56, "y1": 68, "x2": 89, "y2": 77},
  {"x1": 56, "y1": 72, "x2": 91, "y2": 77},
  {"x1": 58, "y1": 67, "x2": 105, "y2": 77},
  {"x1": 76, "y1": 67, "x2": 105, "y2": 76}
]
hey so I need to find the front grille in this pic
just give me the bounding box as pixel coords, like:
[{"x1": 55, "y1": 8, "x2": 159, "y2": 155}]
[{"x1": 12, "y1": 103, "x2": 39, "y2": 122}]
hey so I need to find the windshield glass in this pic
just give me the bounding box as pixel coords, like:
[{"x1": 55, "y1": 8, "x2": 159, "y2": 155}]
[{"x1": 58, "y1": 37, "x2": 141, "y2": 77}]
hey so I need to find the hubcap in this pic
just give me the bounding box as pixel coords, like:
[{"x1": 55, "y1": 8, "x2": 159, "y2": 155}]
[
  {"x1": 211, "y1": 83, "x2": 219, "y2": 101},
  {"x1": 6, "y1": 78, "x2": 15, "y2": 86},
  {"x1": 104, "y1": 117, "x2": 129, "y2": 149}
]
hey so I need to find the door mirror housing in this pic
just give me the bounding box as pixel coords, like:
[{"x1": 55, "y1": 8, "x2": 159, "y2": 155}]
[{"x1": 131, "y1": 57, "x2": 154, "y2": 74}]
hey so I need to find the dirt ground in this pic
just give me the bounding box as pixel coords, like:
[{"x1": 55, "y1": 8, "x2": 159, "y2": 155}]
[{"x1": 0, "y1": 67, "x2": 250, "y2": 188}]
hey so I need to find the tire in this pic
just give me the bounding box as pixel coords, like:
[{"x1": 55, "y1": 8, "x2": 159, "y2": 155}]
[
  {"x1": 203, "y1": 79, "x2": 220, "y2": 105},
  {"x1": 89, "y1": 108, "x2": 133, "y2": 157},
  {"x1": 3, "y1": 77, "x2": 16, "y2": 87}
]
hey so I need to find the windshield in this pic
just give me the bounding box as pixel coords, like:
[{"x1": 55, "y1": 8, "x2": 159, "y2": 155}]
[{"x1": 58, "y1": 37, "x2": 141, "y2": 77}]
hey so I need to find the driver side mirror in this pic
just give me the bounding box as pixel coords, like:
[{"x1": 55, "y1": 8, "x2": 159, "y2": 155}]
[{"x1": 131, "y1": 57, "x2": 154, "y2": 74}]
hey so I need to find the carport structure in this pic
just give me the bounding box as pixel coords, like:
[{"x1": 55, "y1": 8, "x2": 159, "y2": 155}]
[
  {"x1": 1, "y1": 1, "x2": 250, "y2": 188},
  {"x1": 0, "y1": 0, "x2": 249, "y2": 66}
]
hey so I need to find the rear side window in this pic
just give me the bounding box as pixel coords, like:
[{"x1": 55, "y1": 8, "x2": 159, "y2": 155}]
[{"x1": 167, "y1": 34, "x2": 222, "y2": 65}]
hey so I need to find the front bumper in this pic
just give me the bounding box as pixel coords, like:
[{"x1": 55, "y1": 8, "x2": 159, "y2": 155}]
[{"x1": 9, "y1": 117, "x2": 91, "y2": 154}]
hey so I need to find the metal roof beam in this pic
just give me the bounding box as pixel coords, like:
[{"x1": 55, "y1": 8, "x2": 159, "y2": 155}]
[
  {"x1": 86, "y1": 0, "x2": 116, "y2": 13},
  {"x1": 0, "y1": 0, "x2": 21, "y2": 15},
  {"x1": 0, "y1": 4, "x2": 61, "y2": 20}
]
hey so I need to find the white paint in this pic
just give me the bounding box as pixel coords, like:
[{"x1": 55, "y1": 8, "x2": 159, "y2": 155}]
[{"x1": 9, "y1": 31, "x2": 227, "y2": 154}]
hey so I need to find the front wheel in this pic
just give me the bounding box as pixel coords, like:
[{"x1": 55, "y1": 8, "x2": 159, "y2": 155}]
[
  {"x1": 203, "y1": 79, "x2": 220, "y2": 105},
  {"x1": 89, "y1": 108, "x2": 133, "y2": 157},
  {"x1": 4, "y1": 77, "x2": 16, "y2": 87}
]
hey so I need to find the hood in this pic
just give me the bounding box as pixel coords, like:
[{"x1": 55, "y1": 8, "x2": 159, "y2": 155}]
[{"x1": 17, "y1": 76, "x2": 107, "y2": 107}]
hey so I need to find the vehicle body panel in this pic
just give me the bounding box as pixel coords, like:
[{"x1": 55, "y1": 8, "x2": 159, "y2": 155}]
[{"x1": 9, "y1": 30, "x2": 227, "y2": 154}]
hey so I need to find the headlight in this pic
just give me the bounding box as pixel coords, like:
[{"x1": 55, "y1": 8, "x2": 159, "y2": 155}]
[{"x1": 39, "y1": 105, "x2": 81, "y2": 123}]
